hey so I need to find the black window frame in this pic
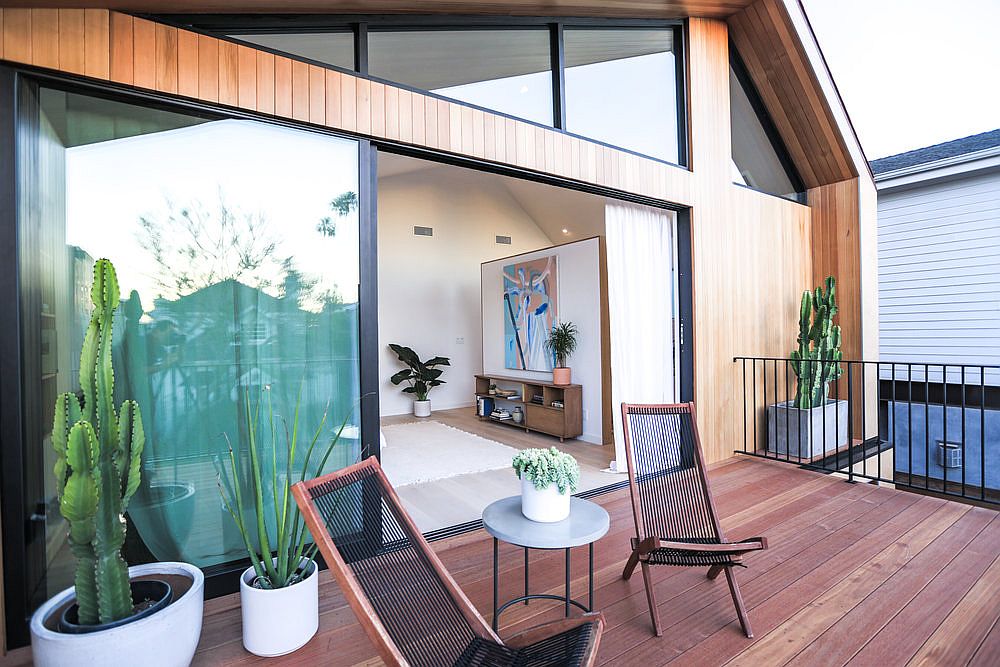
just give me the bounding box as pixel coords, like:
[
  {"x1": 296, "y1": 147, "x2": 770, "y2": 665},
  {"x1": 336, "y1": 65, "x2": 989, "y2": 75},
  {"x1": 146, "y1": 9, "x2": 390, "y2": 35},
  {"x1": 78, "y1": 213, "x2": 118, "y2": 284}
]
[
  {"x1": 152, "y1": 14, "x2": 690, "y2": 169},
  {"x1": 728, "y1": 44, "x2": 806, "y2": 203}
]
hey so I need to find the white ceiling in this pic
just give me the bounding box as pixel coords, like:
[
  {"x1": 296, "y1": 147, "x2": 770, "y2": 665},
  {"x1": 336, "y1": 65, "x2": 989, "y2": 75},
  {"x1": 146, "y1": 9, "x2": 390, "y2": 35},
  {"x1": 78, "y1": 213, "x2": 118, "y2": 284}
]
[{"x1": 377, "y1": 153, "x2": 607, "y2": 243}]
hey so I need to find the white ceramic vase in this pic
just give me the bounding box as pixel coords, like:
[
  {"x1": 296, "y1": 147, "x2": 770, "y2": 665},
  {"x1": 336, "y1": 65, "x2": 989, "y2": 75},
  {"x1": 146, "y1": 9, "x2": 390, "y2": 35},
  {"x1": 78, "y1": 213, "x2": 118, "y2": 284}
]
[
  {"x1": 521, "y1": 476, "x2": 571, "y2": 522},
  {"x1": 30, "y1": 562, "x2": 204, "y2": 667},
  {"x1": 413, "y1": 399, "x2": 432, "y2": 418},
  {"x1": 240, "y1": 559, "x2": 319, "y2": 657}
]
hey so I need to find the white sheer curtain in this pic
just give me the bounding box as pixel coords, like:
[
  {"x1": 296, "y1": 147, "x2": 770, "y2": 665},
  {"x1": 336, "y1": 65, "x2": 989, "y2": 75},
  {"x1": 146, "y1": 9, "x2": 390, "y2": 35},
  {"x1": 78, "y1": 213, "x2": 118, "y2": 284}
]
[{"x1": 605, "y1": 201, "x2": 678, "y2": 470}]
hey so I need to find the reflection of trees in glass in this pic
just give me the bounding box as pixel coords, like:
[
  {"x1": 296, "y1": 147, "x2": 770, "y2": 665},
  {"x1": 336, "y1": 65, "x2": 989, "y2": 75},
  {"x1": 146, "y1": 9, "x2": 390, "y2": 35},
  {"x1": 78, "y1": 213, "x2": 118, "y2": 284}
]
[
  {"x1": 137, "y1": 195, "x2": 287, "y2": 300},
  {"x1": 315, "y1": 190, "x2": 358, "y2": 238}
]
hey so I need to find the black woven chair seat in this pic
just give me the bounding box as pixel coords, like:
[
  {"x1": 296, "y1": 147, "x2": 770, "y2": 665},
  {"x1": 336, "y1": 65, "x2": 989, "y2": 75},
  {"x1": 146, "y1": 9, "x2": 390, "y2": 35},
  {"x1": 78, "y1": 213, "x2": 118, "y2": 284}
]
[
  {"x1": 455, "y1": 623, "x2": 595, "y2": 667},
  {"x1": 646, "y1": 547, "x2": 742, "y2": 567}
]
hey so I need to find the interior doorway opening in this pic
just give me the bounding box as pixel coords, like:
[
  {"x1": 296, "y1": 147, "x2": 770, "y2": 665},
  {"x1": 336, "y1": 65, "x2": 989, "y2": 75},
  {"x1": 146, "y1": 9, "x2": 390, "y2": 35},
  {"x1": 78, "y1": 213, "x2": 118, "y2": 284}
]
[{"x1": 375, "y1": 152, "x2": 682, "y2": 532}]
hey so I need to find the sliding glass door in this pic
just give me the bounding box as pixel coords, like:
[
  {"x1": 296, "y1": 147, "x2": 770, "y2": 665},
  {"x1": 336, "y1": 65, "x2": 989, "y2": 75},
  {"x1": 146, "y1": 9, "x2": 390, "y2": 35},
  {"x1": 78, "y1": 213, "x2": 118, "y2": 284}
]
[{"x1": 15, "y1": 83, "x2": 364, "y2": 615}]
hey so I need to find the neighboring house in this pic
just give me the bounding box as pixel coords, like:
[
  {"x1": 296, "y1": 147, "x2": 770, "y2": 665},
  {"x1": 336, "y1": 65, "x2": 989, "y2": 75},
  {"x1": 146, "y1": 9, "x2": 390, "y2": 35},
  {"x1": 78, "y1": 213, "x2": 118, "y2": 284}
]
[
  {"x1": 0, "y1": 0, "x2": 877, "y2": 652},
  {"x1": 872, "y1": 129, "x2": 1000, "y2": 380}
]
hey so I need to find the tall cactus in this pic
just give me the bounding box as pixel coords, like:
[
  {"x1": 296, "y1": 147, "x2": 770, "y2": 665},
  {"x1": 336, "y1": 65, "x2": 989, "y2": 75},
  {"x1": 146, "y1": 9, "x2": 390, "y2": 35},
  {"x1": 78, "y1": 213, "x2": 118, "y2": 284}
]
[
  {"x1": 52, "y1": 259, "x2": 145, "y2": 625},
  {"x1": 790, "y1": 276, "x2": 843, "y2": 409}
]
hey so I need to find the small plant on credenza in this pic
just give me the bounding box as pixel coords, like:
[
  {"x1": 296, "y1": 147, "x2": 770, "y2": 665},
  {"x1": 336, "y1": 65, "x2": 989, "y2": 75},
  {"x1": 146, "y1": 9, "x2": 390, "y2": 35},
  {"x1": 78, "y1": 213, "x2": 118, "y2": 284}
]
[{"x1": 545, "y1": 321, "x2": 579, "y2": 386}]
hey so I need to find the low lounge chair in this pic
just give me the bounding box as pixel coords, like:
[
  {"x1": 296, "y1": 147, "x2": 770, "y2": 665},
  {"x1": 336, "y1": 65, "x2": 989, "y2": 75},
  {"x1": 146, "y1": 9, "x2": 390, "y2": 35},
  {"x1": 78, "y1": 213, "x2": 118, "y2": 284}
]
[
  {"x1": 620, "y1": 403, "x2": 767, "y2": 637},
  {"x1": 292, "y1": 457, "x2": 605, "y2": 666}
]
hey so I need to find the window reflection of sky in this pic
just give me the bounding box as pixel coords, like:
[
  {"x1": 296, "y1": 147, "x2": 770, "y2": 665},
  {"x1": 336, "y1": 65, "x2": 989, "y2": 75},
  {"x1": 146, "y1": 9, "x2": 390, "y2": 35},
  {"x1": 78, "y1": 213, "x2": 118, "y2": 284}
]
[{"x1": 65, "y1": 120, "x2": 361, "y2": 313}]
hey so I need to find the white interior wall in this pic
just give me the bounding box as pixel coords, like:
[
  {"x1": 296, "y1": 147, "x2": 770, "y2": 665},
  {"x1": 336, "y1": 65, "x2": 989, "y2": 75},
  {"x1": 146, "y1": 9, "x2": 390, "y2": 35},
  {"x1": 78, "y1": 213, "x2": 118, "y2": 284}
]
[
  {"x1": 481, "y1": 238, "x2": 604, "y2": 444},
  {"x1": 377, "y1": 166, "x2": 553, "y2": 417}
]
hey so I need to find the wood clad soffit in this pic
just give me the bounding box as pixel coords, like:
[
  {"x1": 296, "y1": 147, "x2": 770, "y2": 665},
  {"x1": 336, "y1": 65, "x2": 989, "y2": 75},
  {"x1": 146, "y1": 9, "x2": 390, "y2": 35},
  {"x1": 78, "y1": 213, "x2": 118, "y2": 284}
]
[
  {"x1": 0, "y1": 8, "x2": 697, "y2": 206},
  {"x1": 0, "y1": 1, "x2": 756, "y2": 19},
  {"x1": 728, "y1": 0, "x2": 861, "y2": 188}
]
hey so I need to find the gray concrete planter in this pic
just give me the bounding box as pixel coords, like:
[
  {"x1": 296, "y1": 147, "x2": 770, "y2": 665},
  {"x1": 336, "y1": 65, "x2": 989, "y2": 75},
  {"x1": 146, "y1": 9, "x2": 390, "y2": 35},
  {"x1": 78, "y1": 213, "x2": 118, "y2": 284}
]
[{"x1": 767, "y1": 399, "x2": 849, "y2": 458}]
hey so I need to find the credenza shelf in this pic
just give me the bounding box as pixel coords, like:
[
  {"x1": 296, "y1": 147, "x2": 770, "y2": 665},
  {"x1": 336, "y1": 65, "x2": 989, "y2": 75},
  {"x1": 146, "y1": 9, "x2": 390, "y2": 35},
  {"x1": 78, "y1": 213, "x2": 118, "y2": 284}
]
[{"x1": 474, "y1": 374, "x2": 583, "y2": 442}]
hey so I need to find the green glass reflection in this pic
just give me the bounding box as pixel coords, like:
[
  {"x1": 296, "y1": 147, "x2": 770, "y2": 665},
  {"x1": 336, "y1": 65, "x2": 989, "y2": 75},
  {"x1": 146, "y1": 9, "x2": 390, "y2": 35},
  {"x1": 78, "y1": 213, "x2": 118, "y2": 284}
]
[{"x1": 29, "y1": 88, "x2": 362, "y2": 591}]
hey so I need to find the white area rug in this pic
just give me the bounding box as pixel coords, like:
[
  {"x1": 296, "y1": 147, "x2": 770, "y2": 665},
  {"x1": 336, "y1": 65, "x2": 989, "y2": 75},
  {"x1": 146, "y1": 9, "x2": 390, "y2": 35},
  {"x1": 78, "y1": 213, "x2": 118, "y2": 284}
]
[{"x1": 381, "y1": 421, "x2": 519, "y2": 487}]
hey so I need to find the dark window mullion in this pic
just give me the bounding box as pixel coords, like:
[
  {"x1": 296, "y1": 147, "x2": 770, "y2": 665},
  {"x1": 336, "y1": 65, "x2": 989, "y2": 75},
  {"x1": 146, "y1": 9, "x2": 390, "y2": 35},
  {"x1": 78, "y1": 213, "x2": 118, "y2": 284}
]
[
  {"x1": 550, "y1": 22, "x2": 566, "y2": 129},
  {"x1": 355, "y1": 21, "x2": 368, "y2": 74},
  {"x1": 674, "y1": 24, "x2": 689, "y2": 168}
]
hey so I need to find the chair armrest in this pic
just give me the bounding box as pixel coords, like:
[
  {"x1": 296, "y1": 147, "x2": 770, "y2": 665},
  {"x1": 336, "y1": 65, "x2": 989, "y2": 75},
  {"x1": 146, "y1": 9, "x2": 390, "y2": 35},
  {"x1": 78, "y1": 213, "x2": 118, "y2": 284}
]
[
  {"x1": 657, "y1": 536, "x2": 767, "y2": 553},
  {"x1": 635, "y1": 536, "x2": 767, "y2": 556},
  {"x1": 504, "y1": 612, "x2": 605, "y2": 649}
]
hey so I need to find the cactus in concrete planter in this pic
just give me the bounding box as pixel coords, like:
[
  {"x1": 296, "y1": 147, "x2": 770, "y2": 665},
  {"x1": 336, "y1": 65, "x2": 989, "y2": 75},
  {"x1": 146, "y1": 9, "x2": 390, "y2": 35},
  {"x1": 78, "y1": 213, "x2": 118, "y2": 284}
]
[
  {"x1": 790, "y1": 276, "x2": 843, "y2": 409},
  {"x1": 52, "y1": 259, "x2": 145, "y2": 625}
]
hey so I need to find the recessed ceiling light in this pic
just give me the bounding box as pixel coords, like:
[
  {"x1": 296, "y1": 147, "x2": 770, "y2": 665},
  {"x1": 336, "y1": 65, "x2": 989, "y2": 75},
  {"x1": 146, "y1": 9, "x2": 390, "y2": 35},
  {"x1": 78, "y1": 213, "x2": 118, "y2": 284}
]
[{"x1": 561, "y1": 228, "x2": 569, "y2": 234}]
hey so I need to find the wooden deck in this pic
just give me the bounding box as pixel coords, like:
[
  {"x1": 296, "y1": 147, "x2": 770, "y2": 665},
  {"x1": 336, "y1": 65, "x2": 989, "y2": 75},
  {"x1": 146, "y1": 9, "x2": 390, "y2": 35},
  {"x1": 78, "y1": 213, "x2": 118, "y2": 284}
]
[{"x1": 5, "y1": 456, "x2": 999, "y2": 665}]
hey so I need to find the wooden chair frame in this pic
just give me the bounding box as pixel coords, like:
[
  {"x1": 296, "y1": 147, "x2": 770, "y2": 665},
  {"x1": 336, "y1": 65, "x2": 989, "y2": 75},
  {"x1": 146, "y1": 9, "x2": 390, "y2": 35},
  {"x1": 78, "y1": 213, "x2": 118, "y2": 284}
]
[
  {"x1": 620, "y1": 402, "x2": 767, "y2": 638},
  {"x1": 292, "y1": 457, "x2": 605, "y2": 666}
]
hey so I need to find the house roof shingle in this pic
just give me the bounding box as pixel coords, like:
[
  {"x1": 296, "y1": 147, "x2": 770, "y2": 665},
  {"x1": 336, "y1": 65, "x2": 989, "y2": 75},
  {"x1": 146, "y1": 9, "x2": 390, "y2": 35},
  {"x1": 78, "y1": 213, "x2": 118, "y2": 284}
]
[{"x1": 869, "y1": 128, "x2": 1000, "y2": 174}]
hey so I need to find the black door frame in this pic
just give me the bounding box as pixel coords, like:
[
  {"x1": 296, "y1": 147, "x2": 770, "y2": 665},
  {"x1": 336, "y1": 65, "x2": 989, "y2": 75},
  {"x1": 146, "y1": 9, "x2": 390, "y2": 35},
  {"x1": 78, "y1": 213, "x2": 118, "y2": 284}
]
[{"x1": 0, "y1": 62, "x2": 694, "y2": 648}]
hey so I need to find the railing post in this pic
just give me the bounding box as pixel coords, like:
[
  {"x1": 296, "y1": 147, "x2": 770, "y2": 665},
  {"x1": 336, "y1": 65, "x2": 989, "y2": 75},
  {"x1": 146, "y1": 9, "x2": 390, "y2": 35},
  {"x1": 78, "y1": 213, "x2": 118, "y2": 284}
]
[{"x1": 847, "y1": 362, "x2": 855, "y2": 483}]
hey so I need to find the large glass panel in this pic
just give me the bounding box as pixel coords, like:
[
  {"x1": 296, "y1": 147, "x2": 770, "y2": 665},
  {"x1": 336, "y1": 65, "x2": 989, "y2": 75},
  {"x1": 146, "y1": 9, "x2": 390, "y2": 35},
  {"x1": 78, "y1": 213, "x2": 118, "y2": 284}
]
[
  {"x1": 564, "y1": 28, "x2": 679, "y2": 163},
  {"x1": 368, "y1": 29, "x2": 553, "y2": 126},
  {"x1": 20, "y1": 87, "x2": 362, "y2": 603},
  {"x1": 229, "y1": 32, "x2": 355, "y2": 70},
  {"x1": 729, "y1": 59, "x2": 803, "y2": 201}
]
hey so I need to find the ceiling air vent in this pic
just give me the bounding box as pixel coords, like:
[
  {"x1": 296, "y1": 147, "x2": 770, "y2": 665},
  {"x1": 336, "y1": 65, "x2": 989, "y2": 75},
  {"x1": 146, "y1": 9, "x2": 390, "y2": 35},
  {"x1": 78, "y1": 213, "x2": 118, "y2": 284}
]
[
  {"x1": 413, "y1": 226, "x2": 433, "y2": 237},
  {"x1": 495, "y1": 235, "x2": 512, "y2": 245}
]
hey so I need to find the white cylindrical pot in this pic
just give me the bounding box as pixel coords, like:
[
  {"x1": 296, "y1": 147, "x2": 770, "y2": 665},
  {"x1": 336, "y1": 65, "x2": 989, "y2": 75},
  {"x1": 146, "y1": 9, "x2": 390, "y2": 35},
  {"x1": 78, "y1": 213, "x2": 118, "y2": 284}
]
[
  {"x1": 521, "y1": 476, "x2": 571, "y2": 522},
  {"x1": 30, "y1": 562, "x2": 204, "y2": 667},
  {"x1": 413, "y1": 399, "x2": 432, "y2": 418},
  {"x1": 240, "y1": 559, "x2": 319, "y2": 657}
]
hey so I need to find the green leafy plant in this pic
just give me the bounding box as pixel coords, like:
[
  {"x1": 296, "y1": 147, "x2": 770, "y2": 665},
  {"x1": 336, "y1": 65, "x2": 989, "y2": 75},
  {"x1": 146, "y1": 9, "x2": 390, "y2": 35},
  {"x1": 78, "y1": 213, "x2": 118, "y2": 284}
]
[
  {"x1": 52, "y1": 259, "x2": 145, "y2": 625},
  {"x1": 512, "y1": 447, "x2": 580, "y2": 494},
  {"x1": 217, "y1": 387, "x2": 350, "y2": 589},
  {"x1": 388, "y1": 344, "x2": 450, "y2": 401},
  {"x1": 545, "y1": 322, "x2": 579, "y2": 368},
  {"x1": 790, "y1": 276, "x2": 844, "y2": 409}
]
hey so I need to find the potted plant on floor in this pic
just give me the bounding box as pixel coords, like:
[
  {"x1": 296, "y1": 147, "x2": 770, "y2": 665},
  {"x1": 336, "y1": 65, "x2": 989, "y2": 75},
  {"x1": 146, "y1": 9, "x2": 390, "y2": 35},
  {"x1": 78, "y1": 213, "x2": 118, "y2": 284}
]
[
  {"x1": 30, "y1": 259, "x2": 205, "y2": 667},
  {"x1": 512, "y1": 447, "x2": 580, "y2": 522},
  {"x1": 767, "y1": 276, "x2": 848, "y2": 458},
  {"x1": 545, "y1": 322, "x2": 579, "y2": 386},
  {"x1": 388, "y1": 343, "x2": 450, "y2": 417},
  {"x1": 217, "y1": 387, "x2": 351, "y2": 658}
]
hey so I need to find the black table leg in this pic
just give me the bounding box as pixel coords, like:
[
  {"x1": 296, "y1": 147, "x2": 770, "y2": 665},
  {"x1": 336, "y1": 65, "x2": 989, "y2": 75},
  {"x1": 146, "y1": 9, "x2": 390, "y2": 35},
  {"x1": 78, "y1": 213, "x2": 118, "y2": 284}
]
[
  {"x1": 524, "y1": 547, "x2": 529, "y2": 605},
  {"x1": 589, "y1": 542, "x2": 594, "y2": 611},
  {"x1": 565, "y1": 547, "x2": 571, "y2": 617},
  {"x1": 492, "y1": 537, "x2": 499, "y2": 632}
]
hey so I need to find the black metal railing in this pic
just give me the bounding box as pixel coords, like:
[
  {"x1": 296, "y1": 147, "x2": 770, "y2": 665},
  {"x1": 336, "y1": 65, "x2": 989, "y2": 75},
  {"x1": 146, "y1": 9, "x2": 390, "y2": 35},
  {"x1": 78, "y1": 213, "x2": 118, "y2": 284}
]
[{"x1": 734, "y1": 357, "x2": 1000, "y2": 506}]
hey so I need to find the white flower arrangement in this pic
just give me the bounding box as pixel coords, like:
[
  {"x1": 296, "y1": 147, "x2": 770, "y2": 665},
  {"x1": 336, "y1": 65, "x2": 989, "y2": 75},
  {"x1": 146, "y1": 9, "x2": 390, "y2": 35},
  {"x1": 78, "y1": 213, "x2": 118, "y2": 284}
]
[{"x1": 512, "y1": 447, "x2": 580, "y2": 494}]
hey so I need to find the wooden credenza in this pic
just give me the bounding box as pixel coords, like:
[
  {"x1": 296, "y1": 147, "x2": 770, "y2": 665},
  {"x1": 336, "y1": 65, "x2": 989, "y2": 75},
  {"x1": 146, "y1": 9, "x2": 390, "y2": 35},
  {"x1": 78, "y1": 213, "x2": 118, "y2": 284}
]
[{"x1": 474, "y1": 374, "x2": 583, "y2": 442}]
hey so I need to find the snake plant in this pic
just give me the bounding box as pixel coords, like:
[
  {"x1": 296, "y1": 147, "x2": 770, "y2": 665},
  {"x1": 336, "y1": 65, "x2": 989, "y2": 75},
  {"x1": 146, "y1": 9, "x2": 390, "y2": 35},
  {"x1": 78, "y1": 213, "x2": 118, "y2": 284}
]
[
  {"x1": 217, "y1": 387, "x2": 351, "y2": 589},
  {"x1": 52, "y1": 258, "x2": 145, "y2": 625}
]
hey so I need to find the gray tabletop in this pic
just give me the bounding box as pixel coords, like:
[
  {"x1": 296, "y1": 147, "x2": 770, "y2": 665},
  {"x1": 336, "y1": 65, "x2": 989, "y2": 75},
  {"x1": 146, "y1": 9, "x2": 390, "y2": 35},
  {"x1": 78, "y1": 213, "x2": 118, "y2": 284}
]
[{"x1": 482, "y1": 496, "x2": 611, "y2": 549}]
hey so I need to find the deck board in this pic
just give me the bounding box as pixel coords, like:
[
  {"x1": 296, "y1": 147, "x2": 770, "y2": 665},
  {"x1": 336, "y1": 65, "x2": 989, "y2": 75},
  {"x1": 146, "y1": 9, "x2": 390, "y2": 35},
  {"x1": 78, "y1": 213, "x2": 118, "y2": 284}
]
[{"x1": 3, "y1": 456, "x2": 997, "y2": 666}]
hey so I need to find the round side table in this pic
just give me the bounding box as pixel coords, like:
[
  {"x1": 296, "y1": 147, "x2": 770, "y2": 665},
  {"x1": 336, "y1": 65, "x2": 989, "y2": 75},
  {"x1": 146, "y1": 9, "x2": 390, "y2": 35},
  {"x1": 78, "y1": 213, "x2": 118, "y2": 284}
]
[{"x1": 482, "y1": 495, "x2": 610, "y2": 632}]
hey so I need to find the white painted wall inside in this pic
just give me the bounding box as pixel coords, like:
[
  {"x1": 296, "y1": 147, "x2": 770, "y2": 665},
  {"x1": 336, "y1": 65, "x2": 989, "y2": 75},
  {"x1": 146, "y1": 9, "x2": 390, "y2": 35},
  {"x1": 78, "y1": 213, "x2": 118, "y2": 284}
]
[
  {"x1": 378, "y1": 166, "x2": 553, "y2": 417},
  {"x1": 481, "y1": 238, "x2": 604, "y2": 444}
]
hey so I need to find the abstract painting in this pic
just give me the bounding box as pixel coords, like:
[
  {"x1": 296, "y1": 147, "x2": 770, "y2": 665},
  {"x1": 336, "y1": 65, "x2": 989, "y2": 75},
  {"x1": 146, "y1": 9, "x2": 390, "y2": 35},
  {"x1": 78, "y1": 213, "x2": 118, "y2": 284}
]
[{"x1": 503, "y1": 255, "x2": 558, "y2": 371}]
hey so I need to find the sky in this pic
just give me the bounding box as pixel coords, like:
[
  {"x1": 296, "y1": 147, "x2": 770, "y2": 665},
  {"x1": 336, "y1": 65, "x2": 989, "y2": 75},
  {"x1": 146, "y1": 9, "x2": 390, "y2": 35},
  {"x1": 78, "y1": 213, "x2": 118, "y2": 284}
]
[{"x1": 802, "y1": 0, "x2": 1000, "y2": 160}]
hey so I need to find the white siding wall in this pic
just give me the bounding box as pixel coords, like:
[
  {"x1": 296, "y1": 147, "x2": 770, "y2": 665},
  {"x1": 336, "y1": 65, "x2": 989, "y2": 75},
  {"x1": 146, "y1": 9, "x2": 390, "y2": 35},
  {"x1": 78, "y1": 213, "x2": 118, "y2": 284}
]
[{"x1": 878, "y1": 169, "x2": 1000, "y2": 383}]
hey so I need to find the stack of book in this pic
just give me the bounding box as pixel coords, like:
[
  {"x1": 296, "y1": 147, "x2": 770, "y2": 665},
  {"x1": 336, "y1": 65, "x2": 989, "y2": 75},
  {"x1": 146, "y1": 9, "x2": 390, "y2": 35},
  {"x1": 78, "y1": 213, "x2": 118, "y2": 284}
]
[{"x1": 490, "y1": 407, "x2": 513, "y2": 421}]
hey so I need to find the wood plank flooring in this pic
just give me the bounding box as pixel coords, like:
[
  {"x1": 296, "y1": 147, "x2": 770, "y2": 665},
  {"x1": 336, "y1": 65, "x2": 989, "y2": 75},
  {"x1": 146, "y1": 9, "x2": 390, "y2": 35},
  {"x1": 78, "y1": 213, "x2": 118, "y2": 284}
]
[
  {"x1": 180, "y1": 456, "x2": 1000, "y2": 666},
  {"x1": 4, "y1": 456, "x2": 997, "y2": 665}
]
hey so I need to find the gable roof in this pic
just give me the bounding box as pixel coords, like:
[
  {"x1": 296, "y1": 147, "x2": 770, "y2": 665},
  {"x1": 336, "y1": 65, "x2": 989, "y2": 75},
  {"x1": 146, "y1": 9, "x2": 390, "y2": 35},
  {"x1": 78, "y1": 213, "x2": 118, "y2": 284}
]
[{"x1": 870, "y1": 129, "x2": 1000, "y2": 175}]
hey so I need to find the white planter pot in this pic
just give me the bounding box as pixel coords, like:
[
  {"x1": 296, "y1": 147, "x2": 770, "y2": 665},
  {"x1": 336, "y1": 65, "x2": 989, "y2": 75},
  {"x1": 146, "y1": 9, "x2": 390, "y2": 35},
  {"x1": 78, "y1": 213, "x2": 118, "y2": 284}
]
[
  {"x1": 413, "y1": 399, "x2": 432, "y2": 418},
  {"x1": 240, "y1": 559, "x2": 319, "y2": 657},
  {"x1": 30, "y1": 562, "x2": 204, "y2": 667},
  {"x1": 521, "y1": 476, "x2": 571, "y2": 522}
]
